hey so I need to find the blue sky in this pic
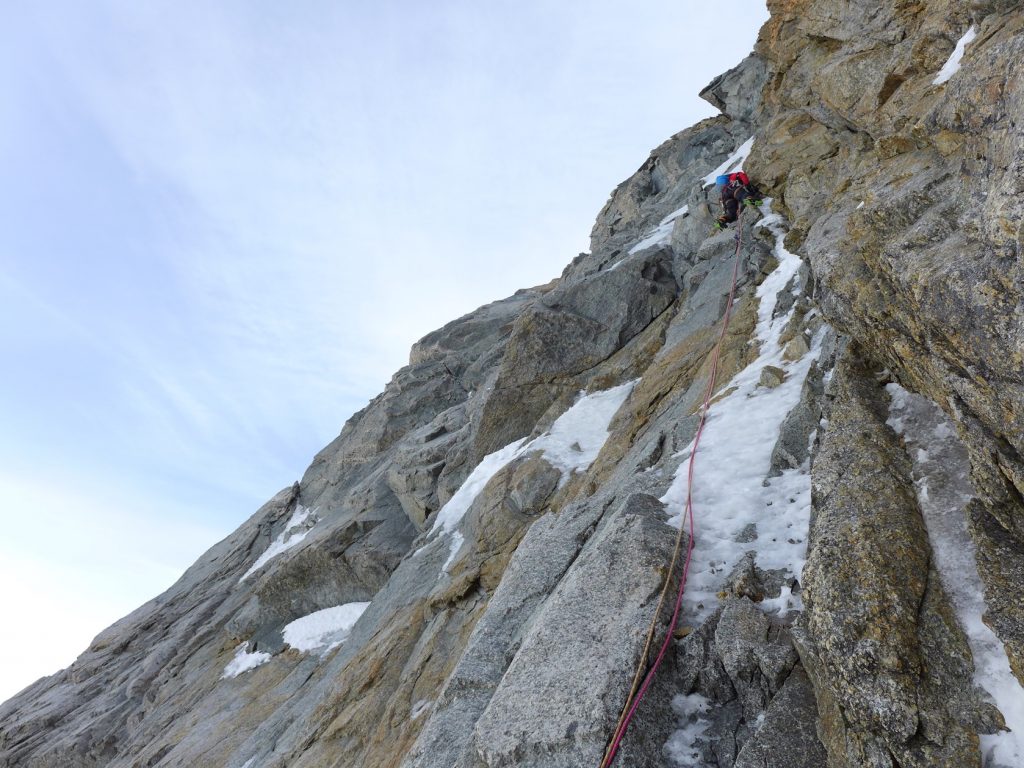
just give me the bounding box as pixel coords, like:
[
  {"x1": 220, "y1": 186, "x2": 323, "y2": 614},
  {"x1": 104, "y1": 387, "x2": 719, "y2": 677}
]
[{"x1": 0, "y1": 1, "x2": 768, "y2": 702}]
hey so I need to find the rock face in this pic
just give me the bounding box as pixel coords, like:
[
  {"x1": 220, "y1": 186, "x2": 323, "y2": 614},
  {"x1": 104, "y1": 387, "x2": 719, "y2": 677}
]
[
  {"x1": 4, "y1": 4, "x2": 1024, "y2": 768},
  {"x1": 799, "y1": 347, "x2": 990, "y2": 767},
  {"x1": 751, "y1": 1, "x2": 1024, "y2": 686}
]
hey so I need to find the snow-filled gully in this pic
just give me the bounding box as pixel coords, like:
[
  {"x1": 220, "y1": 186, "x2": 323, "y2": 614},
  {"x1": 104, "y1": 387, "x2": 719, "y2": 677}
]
[
  {"x1": 658, "y1": 197, "x2": 1020, "y2": 765},
  {"x1": 662, "y1": 201, "x2": 816, "y2": 624},
  {"x1": 662, "y1": 202, "x2": 820, "y2": 765}
]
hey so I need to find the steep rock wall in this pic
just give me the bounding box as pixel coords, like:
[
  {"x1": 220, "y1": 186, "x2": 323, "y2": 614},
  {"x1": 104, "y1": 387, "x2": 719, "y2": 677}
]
[{"x1": 3, "y1": 4, "x2": 1024, "y2": 768}]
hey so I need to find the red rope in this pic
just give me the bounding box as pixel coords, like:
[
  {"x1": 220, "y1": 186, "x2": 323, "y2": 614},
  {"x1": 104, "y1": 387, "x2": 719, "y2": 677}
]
[{"x1": 600, "y1": 212, "x2": 745, "y2": 767}]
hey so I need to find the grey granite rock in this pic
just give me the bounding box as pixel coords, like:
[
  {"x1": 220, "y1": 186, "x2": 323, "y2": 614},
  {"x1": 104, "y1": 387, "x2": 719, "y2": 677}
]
[
  {"x1": 733, "y1": 665, "x2": 827, "y2": 768},
  {"x1": 769, "y1": 360, "x2": 824, "y2": 476},
  {"x1": 464, "y1": 494, "x2": 680, "y2": 768},
  {"x1": 472, "y1": 248, "x2": 679, "y2": 461},
  {"x1": 401, "y1": 496, "x2": 609, "y2": 768},
  {"x1": 759, "y1": 364, "x2": 786, "y2": 389},
  {"x1": 671, "y1": 599, "x2": 824, "y2": 768},
  {"x1": 699, "y1": 54, "x2": 770, "y2": 126},
  {"x1": 715, "y1": 599, "x2": 799, "y2": 721}
]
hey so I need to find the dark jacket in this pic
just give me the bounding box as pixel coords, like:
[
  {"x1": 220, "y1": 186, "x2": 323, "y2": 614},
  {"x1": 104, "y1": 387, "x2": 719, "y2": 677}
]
[{"x1": 718, "y1": 173, "x2": 761, "y2": 225}]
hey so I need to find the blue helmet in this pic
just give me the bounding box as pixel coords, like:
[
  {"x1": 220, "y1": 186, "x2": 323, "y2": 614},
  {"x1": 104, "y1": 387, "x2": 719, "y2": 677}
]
[{"x1": 715, "y1": 174, "x2": 729, "y2": 187}]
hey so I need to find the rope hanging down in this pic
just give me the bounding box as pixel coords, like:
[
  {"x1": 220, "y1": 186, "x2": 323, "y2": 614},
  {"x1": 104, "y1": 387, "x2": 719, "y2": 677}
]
[{"x1": 599, "y1": 210, "x2": 747, "y2": 768}]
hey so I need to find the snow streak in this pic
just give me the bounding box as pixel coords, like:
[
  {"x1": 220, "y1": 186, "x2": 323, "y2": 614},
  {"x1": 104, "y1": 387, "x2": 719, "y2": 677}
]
[
  {"x1": 221, "y1": 643, "x2": 270, "y2": 679},
  {"x1": 428, "y1": 382, "x2": 635, "y2": 539},
  {"x1": 240, "y1": 505, "x2": 317, "y2": 582},
  {"x1": 887, "y1": 384, "x2": 1024, "y2": 767},
  {"x1": 933, "y1": 26, "x2": 977, "y2": 85},
  {"x1": 282, "y1": 602, "x2": 370, "y2": 653},
  {"x1": 701, "y1": 137, "x2": 755, "y2": 187},
  {"x1": 625, "y1": 204, "x2": 690, "y2": 257}
]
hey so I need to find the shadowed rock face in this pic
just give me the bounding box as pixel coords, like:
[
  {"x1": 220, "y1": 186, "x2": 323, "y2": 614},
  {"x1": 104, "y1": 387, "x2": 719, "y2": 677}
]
[{"x1": 4, "y1": 4, "x2": 1024, "y2": 768}]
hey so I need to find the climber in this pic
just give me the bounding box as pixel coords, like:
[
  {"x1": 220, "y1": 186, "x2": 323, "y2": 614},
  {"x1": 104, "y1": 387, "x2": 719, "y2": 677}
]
[{"x1": 713, "y1": 171, "x2": 763, "y2": 230}]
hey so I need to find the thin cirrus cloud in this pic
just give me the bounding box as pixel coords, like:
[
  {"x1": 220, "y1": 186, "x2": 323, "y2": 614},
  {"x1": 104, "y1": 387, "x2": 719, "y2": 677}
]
[{"x1": 0, "y1": 0, "x2": 769, "y2": 702}]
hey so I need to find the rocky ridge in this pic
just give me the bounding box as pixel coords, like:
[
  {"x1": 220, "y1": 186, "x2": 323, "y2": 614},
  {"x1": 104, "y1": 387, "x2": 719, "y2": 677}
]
[{"x1": 3, "y1": 3, "x2": 1024, "y2": 768}]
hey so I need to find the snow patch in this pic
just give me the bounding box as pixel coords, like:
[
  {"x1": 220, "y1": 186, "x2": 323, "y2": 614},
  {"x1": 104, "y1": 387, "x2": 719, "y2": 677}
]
[
  {"x1": 240, "y1": 505, "x2": 317, "y2": 582},
  {"x1": 625, "y1": 204, "x2": 690, "y2": 257},
  {"x1": 282, "y1": 602, "x2": 370, "y2": 653},
  {"x1": 759, "y1": 583, "x2": 800, "y2": 618},
  {"x1": 661, "y1": 200, "x2": 819, "y2": 623},
  {"x1": 428, "y1": 438, "x2": 529, "y2": 537},
  {"x1": 665, "y1": 693, "x2": 713, "y2": 766},
  {"x1": 441, "y1": 531, "x2": 464, "y2": 573},
  {"x1": 428, "y1": 381, "x2": 636, "y2": 538},
  {"x1": 527, "y1": 383, "x2": 637, "y2": 476},
  {"x1": 887, "y1": 385, "x2": 1024, "y2": 767},
  {"x1": 411, "y1": 699, "x2": 432, "y2": 719},
  {"x1": 934, "y1": 26, "x2": 977, "y2": 85},
  {"x1": 421, "y1": 381, "x2": 635, "y2": 580},
  {"x1": 702, "y1": 137, "x2": 755, "y2": 187},
  {"x1": 221, "y1": 643, "x2": 271, "y2": 679}
]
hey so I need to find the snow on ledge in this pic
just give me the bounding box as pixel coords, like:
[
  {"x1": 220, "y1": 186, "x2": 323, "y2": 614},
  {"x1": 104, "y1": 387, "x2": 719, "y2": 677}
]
[
  {"x1": 282, "y1": 602, "x2": 370, "y2": 653},
  {"x1": 701, "y1": 137, "x2": 755, "y2": 187},
  {"x1": 428, "y1": 380, "x2": 636, "y2": 538},
  {"x1": 428, "y1": 438, "x2": 529, "y2": 538},
  {"x1": 221, "y1": 643, "x2": 271, "y2": 679},
  {"x1": 933, "y1": 26, "x2": 977, "y2": 85},
  {"x1": 529, "y1": 382, "x2": 637, "y2": 476},
  {"x1": 240, "y1": 505, "x2": 317, "y2": 582},
  {"x1": 625, "y1": 204, "x2": 690, "y2": 257}
]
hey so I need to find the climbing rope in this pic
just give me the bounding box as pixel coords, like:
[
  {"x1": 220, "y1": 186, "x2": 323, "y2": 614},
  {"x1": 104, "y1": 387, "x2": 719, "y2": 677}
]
[{"x1": 599, "y1": 209, "x2": 746, "y2": 768}]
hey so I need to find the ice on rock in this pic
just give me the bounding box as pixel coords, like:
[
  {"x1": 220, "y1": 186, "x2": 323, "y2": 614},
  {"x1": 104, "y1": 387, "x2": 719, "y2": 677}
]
[
  {"x1": 887, "y1": 384, "x2": 1024, "y2": 767},
  {"x1": 933, "y1": 26, "x2": 977, "y2": 85}
]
